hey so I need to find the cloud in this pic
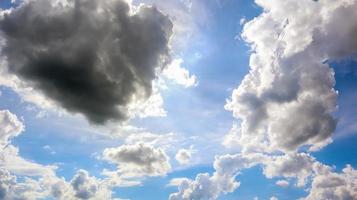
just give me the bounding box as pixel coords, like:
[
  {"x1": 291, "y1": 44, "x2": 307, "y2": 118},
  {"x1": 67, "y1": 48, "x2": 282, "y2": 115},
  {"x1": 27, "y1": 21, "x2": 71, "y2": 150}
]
[
  {"x1": 275, "y1": 179, "x2": 289, "y2": 188},
  {"x1": 102, "y1": 143, "x2": 171, "y2": 184},
  {"x1": 127, "y1": 83, "x2": 167, "y2": 119},
  {"x1": 170, "y1": 150, "x2": 357, "y2": 200},
  {"x1": 303, "y1": 164, "x2": 357, "y2": 200},
  {"x1": 0, "y1": 168, "x2": 49, "y2": 200},
  {"x1": 0, "y1": 110, "x2": 24, "y2": 148},
  {"x1": 175, "y1": 148, "x2": 192, "y2": 165},
  {"x1": 262, "y1": 153, "x2": 315, "y2": 187},
  {"x1": 0, "y1": 0, "x2": 173, "y2": 124},
  {"x1": 0, "y1": 110, "x2": 56, "y2": 177},
  {"x1": 0, "y1": 109, "x2": 115, "y2": 199},
  {"x1": 169, "y1": 153, "x2": 262, "y2": 200},
  {"x1": 171, "y1": 1, "x2": 357, "y2": 198},
  {"x1": 70, "y1": 170, "x2": 112, "y2": 200},
  {"x1": 162, "y1": 58, "x2": 197, "y2": 88},
  {"x1": 110, "y1": 125, "x2": 178, "y2": 150},
  {"x1": 270, "y1": 196, "x2": 278, "y2": 200},
  {"x1": 167, "y1": 177, "x2": 191, "y2": 187},
  {"x1": 225, "y1": 0, "x2": 357, "y2": 153}
]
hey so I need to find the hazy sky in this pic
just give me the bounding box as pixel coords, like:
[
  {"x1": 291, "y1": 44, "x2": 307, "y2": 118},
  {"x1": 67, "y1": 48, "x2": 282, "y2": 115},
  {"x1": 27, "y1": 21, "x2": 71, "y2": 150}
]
[{"x1": 0, "y1": 0, "x2": 356, "y2": 200}]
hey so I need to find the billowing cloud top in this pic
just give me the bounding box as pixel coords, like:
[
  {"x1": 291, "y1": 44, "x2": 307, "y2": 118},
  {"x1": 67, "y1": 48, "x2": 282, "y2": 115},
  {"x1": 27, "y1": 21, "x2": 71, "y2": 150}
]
[
  {"x1": 0, "y1": 0, "x2": 173, "y2": 124},
  {"x1": 225, "y1": 0, "x2": 357, "y2": 153}
]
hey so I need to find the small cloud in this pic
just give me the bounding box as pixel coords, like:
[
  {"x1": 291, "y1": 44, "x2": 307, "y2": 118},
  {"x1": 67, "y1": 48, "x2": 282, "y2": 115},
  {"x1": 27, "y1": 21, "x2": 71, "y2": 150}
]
[
  {"x1": 162, "y1": 59, "x2": 197, "y2": 88},
  {"x1": 43, "y1": 145, "x2": 56, "y2": 155},
  {"x1": 175, "y1": 148, "x2": 192, "y2": 165},
  {"x1": 276, "y1": 179, "x2": 289, "y2": 187},
  {"x1": 239, "y1": 17, "x2": 247, "y2": 25}
]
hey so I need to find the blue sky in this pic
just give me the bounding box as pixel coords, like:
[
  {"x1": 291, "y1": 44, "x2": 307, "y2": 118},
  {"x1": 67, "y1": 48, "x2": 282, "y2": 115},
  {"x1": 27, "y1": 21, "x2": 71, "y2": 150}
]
[{"x1": 0, "y1": 0, "x2": 356, "y2": 200}]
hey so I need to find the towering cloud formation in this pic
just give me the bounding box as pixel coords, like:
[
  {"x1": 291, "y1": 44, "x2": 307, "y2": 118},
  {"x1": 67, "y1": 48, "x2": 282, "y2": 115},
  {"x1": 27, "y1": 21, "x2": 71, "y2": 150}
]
[
  {"x1": 0, "y1": 0, "x2": 173, "y2": 124},
  {"x1": 225, "y1": 0, "x2": 357, "y2": 152},
  {"x1": 171, "y1": 0, "x2": 357, "y2": 199}
]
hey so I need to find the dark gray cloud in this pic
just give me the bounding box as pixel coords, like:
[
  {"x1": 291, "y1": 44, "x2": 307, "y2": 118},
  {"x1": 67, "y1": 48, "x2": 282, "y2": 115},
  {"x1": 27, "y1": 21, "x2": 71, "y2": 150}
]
[{"x1": 0, "y1": 0, "x2": 172, "y2": 124}]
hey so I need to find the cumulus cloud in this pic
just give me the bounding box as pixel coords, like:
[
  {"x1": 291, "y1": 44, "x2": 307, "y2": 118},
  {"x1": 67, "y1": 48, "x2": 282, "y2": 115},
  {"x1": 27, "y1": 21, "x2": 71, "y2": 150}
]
[
  {"x1": 170, "y1": 151, "x2": 357, "y2": 200},
  {"x1": 162, "y1": 58, "x2": 197, "y2": 88},
  {"x1": 262, "y1": 153, "x2": 316, "y2": 187},
  {"x1": 169, "y1": 153, "x2": 263, "y2": 200},
  {"x1": 225, "y1": 0, "x2": 357, "y2": 153},
  {"x1": 102, "y1": 143, "x2": 171, "y2": 185},
  {"x1": 0, "y1": 0, "x2": 173, "y2": 124},
  {"x1": 0, "y1": 110, "x2": 24, "y2": 148},
  {"x1": 70, "y1": 170, "x2": 112, "y2": 200},
  {"x1": 0, "y1": 110, "x2": 56, "y2": 177},
  {"x1": 303, "y1": 164, "x2": 357, "y2": 200},
  {"x1": 0, "y1": 109, "x2": 114, "y2": 199},
  {"x1": 0, "y1": 168, "x2": 49, "y2": 200},
  {"x1": 175, "y1": 148, "x2": 192, "y2": 165},
  {"x1": 171, "y1": 1, "x2": 357, "y2": 199}
]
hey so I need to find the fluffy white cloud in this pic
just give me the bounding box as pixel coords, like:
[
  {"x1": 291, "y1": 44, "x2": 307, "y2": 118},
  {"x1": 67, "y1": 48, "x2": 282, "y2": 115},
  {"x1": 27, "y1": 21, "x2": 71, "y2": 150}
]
[
  {"x1": 175, "y1": 148, "x2": 192, "y2": 165},
  {"x1": 0, "y1": 168, "x2": 49, "y2": 200},
  {"x1": 0, "y1": 109, "x2": 114, "y2": 199},
  {"x1": 225, "y1": 0, "x2": 357, "y2": 153},
  {"x1": 102, "y1": 143, "x2": 171, "y2": 185},
  {"x1": 170, "y1": 151, "x2": 357, "y2": 200},
  {"x1": 162, "y1": 59, "x2": 197, "y2": 88},
  {"x1": 0, "y1": 110, "x2": 24, "y2": 148},
  {"x1": 262, "y1": 153, "x2": 316, "y2": 187},
  {"x1": 171, "y1": 1, "x2": 357, "y2": 196},
  {"x1": 69, "y1": 170, "x2": 112, "y2": 200},
  {"x1": 0, "y1": 110, "x2": 56, "y2": 177},
  {"x1": 169, "y1": 153, "x2": 263, "y2": 200},
  {"x1": 303, "y1": 164, "x2": 357, "y2": 200}
]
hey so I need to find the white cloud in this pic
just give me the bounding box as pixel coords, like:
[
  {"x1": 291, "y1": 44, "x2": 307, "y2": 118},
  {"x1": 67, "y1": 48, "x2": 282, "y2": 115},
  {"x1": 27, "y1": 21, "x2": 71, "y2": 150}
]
[
  {"x1": 275, "y1": 180, "x2": 289, "y2": 188},
  {"x1": 225, "y1": 0, "x2": 357, "y2": 153},
  {"x1": 0, "y1": 168, "x2": 49, "y2": 200},
  {"x1": 70, "y1": 170, "x2": 112, "y2": 200},
  {"x1": 0, "y1": 110, "x2": 56, "y2": 177},
  {"x1": 222, "y1": 123, "x2": 241, "y2": 149},
  {"x1": 169, "y1": 150, "x2": 357, "y2": 200},
  {"x1": 162, "y1": 58, "x2": 197, "y2": 88},
  {"x1": 167, "y1": 178, "x2": 191, "y2": 187},
  {"x1": 0, "y1": 109, "x2": 115, "y2": 199},
  {"x1": 303, "y1": 164, "x2": 357, "y2": 200},
  {"x1": 1, "y1": 145, "x2": 57, "y2": 177},
  {"x1": 0, "y1": 110, "x2": 24, "y2": 148},
  {"x1": 262, "y1": 153, "x2": 315, "y2": 187},
  {"x1": 169, "y1": 153, "x2": 263, "y2": 200},
  {"x1": 102, "y1": 143, "x2": 171, "y2": 186},
  {"x1": 128, "y1": 82, "x2": 167, "y2": 119},
  {"x1": 175, "y1": 148, "x2": 192, "y2": 165},
  {"x1": 110, "y1": 125, "x2": 179, "y2": 150}
]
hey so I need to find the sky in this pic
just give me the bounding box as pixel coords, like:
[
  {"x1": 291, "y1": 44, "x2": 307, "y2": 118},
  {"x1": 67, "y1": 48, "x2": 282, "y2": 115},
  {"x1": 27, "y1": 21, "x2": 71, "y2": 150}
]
[{"x1": 0, "y1": 0, "x2": 356, "y2": 200}]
